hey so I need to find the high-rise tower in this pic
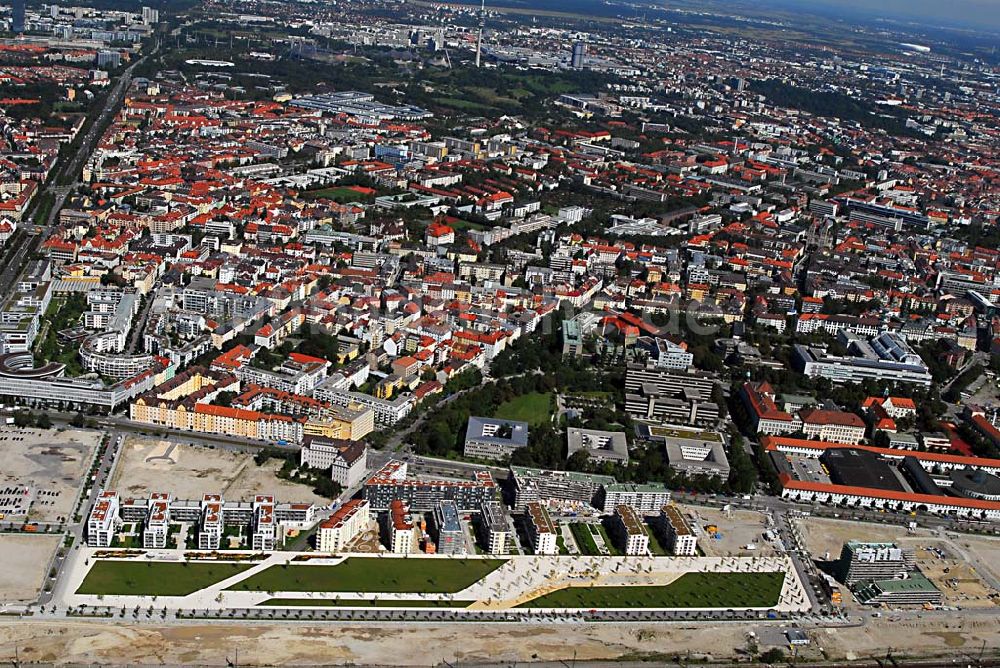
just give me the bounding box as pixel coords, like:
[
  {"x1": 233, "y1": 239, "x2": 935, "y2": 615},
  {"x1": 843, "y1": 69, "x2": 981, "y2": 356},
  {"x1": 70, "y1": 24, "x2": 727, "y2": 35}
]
[
  {"x1": 474, "y1": 0, "x2": 485, "y2": 68},
  {"x1": 12, "y1": 0, "x2": 25, "y2": 34}
]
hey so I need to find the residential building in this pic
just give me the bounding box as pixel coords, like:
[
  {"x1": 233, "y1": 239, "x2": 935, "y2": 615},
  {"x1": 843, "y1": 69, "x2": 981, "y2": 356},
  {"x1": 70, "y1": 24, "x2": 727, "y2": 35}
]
[
  {"x1": 660, "y1": 504, "x2": 697, "y2": 556},
  {"x1": 524, "y1": 502, "x2": 558, "y2": 555},
  {"x1": 611, "y1": 504, "x2": 649, "y2": 556},
  {"x1": 317, "y1": 499, "x2": 370, "y2": 552}
]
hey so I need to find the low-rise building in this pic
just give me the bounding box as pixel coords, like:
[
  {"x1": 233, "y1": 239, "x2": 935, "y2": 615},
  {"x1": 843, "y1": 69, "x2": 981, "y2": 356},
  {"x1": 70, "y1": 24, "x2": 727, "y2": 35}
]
[
  {"x1": 464, "y1": 416, "x2": 530, "y2": 461},
  {"x1": 567, "y1": 427, "x2": 629, "y2": 465},
  {"x1": 299, "y1": 437, "x2": 368, "y2": 488}
]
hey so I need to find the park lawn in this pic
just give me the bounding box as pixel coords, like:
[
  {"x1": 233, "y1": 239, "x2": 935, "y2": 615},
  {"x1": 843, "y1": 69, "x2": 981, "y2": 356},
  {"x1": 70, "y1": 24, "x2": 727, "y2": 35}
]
[
  {"x1": 519, "y1": 571, "x2": 785, "y2": 609},
  {"x1": 435, "y1": 97, "x2": 494, "y2": 113},
  {"x1": 229, "y1": 558, "x2": 506, "y2": 593},
  {"x1": 76, "y1": 560, "x2": 254, "y2": 597},
  {"x1": 493, "y1": 392, "x2": 552, "y2": 426},
  {"x1": 259, "y1": 598, "x2": 473, "y2": 608},
  {"x1": 300, "y1": 186, "x2": 371, "y2": 203}
]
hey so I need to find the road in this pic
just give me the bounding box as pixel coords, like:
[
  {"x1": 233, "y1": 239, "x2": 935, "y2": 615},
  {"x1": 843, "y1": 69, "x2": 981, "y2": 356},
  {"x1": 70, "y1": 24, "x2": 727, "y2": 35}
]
[
  {"x1": 39, "y1": 430, "x2": 125, "y2": 608},
  {"x1": 0, "y1": 40, "x2": 158, "y2": 296}
]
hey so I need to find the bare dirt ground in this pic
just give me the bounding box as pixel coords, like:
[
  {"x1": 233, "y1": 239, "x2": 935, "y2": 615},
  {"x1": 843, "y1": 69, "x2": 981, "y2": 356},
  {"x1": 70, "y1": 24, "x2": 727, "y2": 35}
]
[
  {"x1": 109, "y1": 438, "x2": 331, "y2": 506},
  {"x1": 0, "y1": 615, "x2": 997, "y2": 665},
  {"x1": 0, "y1": 427, "x2": 100, "y2": 524},
  {"x1": 796, "y1": 517, "x2": 999, "y2": 609},
  {"x1": 0, "y1": 535, "x2": 61, "y2": 603},
  {"x1": 679, "y1": 504, "x2": 777, "y2": 557}
]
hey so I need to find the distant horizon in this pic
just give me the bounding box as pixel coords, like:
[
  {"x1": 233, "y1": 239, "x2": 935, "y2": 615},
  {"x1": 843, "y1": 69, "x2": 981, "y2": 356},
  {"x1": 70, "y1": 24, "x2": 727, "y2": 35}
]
[{"x1": 742, "y1": 0, "x2": 1000, "y2": 32}]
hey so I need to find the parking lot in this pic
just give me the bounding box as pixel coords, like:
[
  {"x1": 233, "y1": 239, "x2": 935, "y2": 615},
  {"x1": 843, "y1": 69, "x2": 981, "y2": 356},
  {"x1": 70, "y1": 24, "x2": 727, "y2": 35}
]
[{"x1": 0, "y1": 427, "x2": 100, "y2": 524}]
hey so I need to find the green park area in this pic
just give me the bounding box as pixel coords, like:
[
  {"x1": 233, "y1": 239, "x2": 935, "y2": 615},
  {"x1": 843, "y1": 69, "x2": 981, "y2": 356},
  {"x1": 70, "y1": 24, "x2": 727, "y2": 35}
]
[
  {"x1": 76, "y1": 561, "x2": 254, "y2": 597},
  {"x1": 260, "y1": 598, "x2": 473, "y2": 608},
  {"x1": 229, "y1": 558, "x2": 506, "y2": 593},
  {"x1": 493, "y1": 392, "x2": 553, "y2": 427},
  {"x1": 519, "y1": 571, "x2": 785, "y2": 609},
  {"x1": 300, "y1": 186, "x2": 372, "y2": 203}
]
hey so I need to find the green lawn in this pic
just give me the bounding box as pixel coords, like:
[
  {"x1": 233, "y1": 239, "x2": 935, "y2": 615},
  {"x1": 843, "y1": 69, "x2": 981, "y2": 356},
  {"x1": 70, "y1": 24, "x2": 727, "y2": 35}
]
[
  {"x1": 493, "y1": 392, "x2": 552, "y2": 426},
  {"x1": 570, "y1": 523, "x2": 601, "y2": 556},
  {"x1": 519, "y1": 572, "x2": 785, "y2": 609},
  {"x1": 595, "y1": 523, "x2": 622, "y2": 557},
  {"x1": 300, "y1": 186, "x2": 371, "y2": 203},
  {"x1": 76, "y1": 561, "x2": 254, "y2": 597},
  {"x1": 259, "y1": 598, "x2": 473, "y2": 608},
  {"x1": 229, "y1": 558, "x2": 506, "y2": 593}
]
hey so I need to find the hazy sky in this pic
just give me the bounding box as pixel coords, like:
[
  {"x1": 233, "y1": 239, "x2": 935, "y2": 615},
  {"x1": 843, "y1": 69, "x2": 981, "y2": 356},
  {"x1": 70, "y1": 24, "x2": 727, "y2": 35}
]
[{"x1": 758, "y1": 0, "x2": 1000, "y2": 30}]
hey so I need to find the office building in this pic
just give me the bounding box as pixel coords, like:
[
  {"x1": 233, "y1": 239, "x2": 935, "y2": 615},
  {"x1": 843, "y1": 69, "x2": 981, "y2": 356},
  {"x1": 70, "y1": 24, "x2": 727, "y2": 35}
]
[
  {"x1": 651, "y1": 427, "x2": 731, "y2": 478},
  {"x1": 567, "y1": 427, "x2": 629, "y2": 465},
  {"x1": 794, "y1": 331, "x2": 933, "y2": 387},
  {"x1": 571, "y1": 41, "x2": 587, "y2": 69},
  {"x1": 624, "y1": 364, "x2": 720, "y2": 426},
  {"x1": 464, "y1": 416, "x2": 530, "y2": 461},
  {"x1": 836, "y1": 542, "x2": 915, "y2": 586},
  {"x1": 11, "y1": 0, "x2": 24, "y2": 33}
]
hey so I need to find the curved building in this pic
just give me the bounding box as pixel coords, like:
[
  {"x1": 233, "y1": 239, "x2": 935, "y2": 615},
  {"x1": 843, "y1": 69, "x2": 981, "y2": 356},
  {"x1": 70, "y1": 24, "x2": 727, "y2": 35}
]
[{"x1": 950, "y1": 468, "x2": 1000, "y2": 502}]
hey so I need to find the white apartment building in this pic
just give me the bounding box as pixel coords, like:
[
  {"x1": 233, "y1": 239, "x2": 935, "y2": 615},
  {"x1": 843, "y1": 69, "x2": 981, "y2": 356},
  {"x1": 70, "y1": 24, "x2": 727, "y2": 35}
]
[
  {"x1": 143, "y1": 495, "x2": 170, "y2": 549},
  {"x1": 525, "y1": 502, "x2": 558, "y2": 555},
  {"x1": 800, "y1": 408, "x2": 866, "y2": 445},
  {"x1": 87, "y1": 490, "x2": 120, "y2": 547},
  {"x1": 478, "y1": 500, "x2": 512, "y2": 554},
  {"x1": 660, "y1": 504, "x2": 697, "y2": 556},
  {"x1": 299, "y1": 437, "x2": 368, "y2": 488},
  {"x1": 613, "y1": 505, "x2": 649, "y2": 556},
  {"x1": 252, "y1": 496, "x2": 277, "y2": 551},
  {"x1": 317, "y1": 499, "x2": 370, "y2": 552}
]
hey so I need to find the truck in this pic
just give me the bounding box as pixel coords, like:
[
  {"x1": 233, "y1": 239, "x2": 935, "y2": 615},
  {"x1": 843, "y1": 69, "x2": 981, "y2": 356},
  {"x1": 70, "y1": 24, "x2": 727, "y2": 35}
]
[{"x1": 4, "y1": 417, "x2": 13, "y2": 426}]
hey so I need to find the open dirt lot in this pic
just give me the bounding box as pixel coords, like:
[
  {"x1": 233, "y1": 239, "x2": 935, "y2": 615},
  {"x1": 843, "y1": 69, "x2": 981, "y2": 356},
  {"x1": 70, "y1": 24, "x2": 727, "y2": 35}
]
[
  {"x1": 108, "y1": 438, "x2": 330, "y2": 506},
  {"x1": 0, "y1": 535, "x2": 61, "y2": 603},
  {"x1": 0, "y1": 427, "x2": 100, "y2": 523},
  {"x1": 679, "y1": 504, "x2": 777, "y2": 557},
  {"x1": 796, "y1": 517, "x2": 1000, "y2": 609},
  {"x1": 0, "y1": 614, "x2": 997, "y2": 665}
]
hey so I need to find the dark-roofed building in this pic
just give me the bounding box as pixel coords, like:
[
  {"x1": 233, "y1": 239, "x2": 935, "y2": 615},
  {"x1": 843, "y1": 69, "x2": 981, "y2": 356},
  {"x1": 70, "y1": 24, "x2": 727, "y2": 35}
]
[{"x1": 820, "y1": 448, "x2": 907, "y2": 492}]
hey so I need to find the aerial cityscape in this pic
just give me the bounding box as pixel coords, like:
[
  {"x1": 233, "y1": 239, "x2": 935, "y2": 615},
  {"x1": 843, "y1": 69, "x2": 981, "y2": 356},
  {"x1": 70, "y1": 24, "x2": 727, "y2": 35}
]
[{"x1": 0, "y1": 0, "x2": 996, "y2": 665}]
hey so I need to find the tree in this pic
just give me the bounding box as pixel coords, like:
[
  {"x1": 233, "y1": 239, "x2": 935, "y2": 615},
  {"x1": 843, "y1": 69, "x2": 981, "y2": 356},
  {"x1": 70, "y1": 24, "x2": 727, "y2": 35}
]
[
  {"x1": 759, "y1": 648, "x2": 786, "y2": 664},
  {"x1": 70, "y1": 412, "x2": 86, "y2": 428}
]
